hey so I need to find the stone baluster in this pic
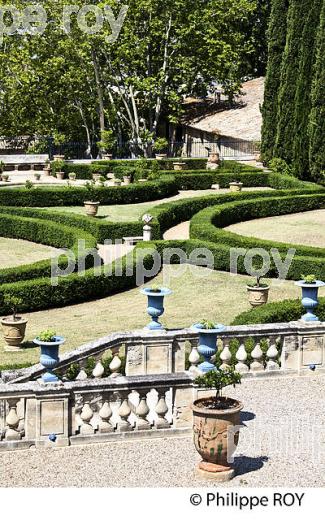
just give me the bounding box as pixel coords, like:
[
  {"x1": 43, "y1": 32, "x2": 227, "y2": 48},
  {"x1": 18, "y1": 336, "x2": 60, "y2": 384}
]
[
  {"x1": 117, "y1": 393, "x2": 133, "y2": 432},
  {"x1": 188, "y1": 340, "x2": 200, "y2": 372},
  {"x1": 135, "y1": 391, "x2": 151, "y2": 431},
  {"x1": 5, "y1": 398, "x2": 21, "y2": 441},
  {"x1": 98, "y1": 398, "x2": 114, "y2": 433},
  {"x1": 220, "y1": 337, "x2": 232, "y2": 370},
  {"x1": 109, "y1": 347, "x2": 122, "y2": 377},
  {"x1": 76, "y1": 369, "x2": 88, "y2": 381},
  {"x1": 266, "y1": 336, "x2": 280, "y2": 371},
  {"x1": 93, "y1": 361, "x2": 105, "y2": 378},
  {"x1": 250, "y1": 340, "x2": 264, "y2": 371},
  {"x1": 79, "y1": 398, "x2": 94, "y2": 435},
  {"x1": 155, "y1": 389, "x2": 169, "y2": 429},
  {"x1": 235, "y1": 341, "x2": 249, "y2": 373}
]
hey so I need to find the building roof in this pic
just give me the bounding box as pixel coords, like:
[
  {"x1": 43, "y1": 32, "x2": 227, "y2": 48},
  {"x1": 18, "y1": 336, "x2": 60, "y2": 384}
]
[{"x1": 183, "y1": 77, "x2": 264, "y2": 141}]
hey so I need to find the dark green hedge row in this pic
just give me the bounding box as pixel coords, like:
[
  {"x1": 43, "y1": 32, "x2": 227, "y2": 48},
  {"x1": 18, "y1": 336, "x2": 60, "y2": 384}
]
[
  {"x1": 95, "y1": 157, "x2": 209, "y2": 171},
  {"x1": 0, "y1": 177, "x2": 178, "y2": 207},
  {"x1": 231, "y1": 297, "x2": 325, "y2": 325},
  {"x1": 0, "y1": 206, "x2": 160, "y2": 244},
  {"x1": 0, "y1": 212, "x2": 99, "y2": 284},
  {"x1": 0, "y1": 245, "x2": 158, "y2": 316},
  {"x1": 190, "y1": 193, "x2": 325, "y2": 258}
]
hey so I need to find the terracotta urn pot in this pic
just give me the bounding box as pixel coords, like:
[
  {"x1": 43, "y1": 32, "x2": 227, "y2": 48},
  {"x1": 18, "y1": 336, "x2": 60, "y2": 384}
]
[
  {"x1": 173, "y1": 162, "x2": 186, "y2": 171},
  {"x1": 84, "y1": 201, "x2": 100, "y2": 217},
  {"x1": 56, "y1": 172, "x2": 65, "y2": 180},
  {"x1": 247, "y1": 285, "x2": 270, "y2": 307},
  {"x1": 229, "y1": 182, "x2": 243, "y2": 192},
  {"x1": 192, "y1": 396, "x2": 243, "y2": 481},
  {"x1": 1, "y1": 317, "x2": 28, "y2": 351}
]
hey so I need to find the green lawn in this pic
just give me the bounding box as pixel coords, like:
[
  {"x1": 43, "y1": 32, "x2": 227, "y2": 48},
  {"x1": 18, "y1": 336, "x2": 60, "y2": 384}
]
[
  {"x1": 0, "y1": 266, "x2": 300, "y2": 367},
  {"x1": 0, "y1": 238, "x2": 61, "y2": 269},
  {"x1": 226, "y1": 209, "x2": 325, "y2": 247}
]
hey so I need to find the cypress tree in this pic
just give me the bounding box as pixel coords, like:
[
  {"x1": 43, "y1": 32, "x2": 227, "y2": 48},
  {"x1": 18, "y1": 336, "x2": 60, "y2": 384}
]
[
  {"x1": 261, "y1": 0, "x2": 289, "y2": 163},
  {"x1": 274, "y1": 0, "x2": 312, "y2": 163},
  {"x1": 308, "y1": 1, "x2": 325, "y2": 180},
  {"x1": 292, "y1": 0, "x2": 322, "y2": 178}
]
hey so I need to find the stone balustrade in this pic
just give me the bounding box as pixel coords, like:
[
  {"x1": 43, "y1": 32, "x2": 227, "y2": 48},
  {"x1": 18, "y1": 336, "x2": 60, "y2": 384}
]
[{"x1": 0, "y1": 320, "x2": 324, "y2": 450}]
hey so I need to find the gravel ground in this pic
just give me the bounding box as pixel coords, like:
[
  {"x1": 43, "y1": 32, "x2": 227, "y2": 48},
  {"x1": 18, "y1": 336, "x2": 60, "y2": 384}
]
[{"x1": 1, "y1": 373, "x2": 324, "y2": 488}]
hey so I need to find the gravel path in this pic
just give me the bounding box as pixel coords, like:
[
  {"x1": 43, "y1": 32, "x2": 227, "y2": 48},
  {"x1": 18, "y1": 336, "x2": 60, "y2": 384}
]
[{"x1": 1, "y1": 373, "x2": 324, "y2": 487}]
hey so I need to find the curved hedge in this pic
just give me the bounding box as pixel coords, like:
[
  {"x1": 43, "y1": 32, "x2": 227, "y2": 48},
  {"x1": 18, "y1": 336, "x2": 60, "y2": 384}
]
[
  {"x1": 0, "y1": 211, "x2": 99, "y2": 284},
  {"x1": 0, "y1": 177, "x2": 178, "y2": 207},
  {"x1": 189, "y1": 192, "x2": 325, "y2": 279},
  {"x1": 231, "y1": 297, "x2": 325, "y2": 325}
]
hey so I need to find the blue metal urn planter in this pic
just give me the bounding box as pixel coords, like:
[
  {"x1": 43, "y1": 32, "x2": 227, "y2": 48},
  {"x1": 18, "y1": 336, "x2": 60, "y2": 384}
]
[
  {"x1": 191, "y1": 322, "x2": 226, "y2": 373},
  {"x1": 295, "y1": 280, "x2": 325, "y2": 322},
  {"x1": 33, "y1": 336, "x2": 65, "y2": 383},
  {"x1": 141, "y1": 287, "x2": 172, "y2": 330}
]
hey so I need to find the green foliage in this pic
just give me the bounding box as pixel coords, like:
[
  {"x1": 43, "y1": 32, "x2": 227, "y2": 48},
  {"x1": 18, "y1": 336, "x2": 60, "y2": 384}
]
[
  {"x1": 65, "y1": 362, "x2": 80, "y2": 381},
  {"x1": 38, "y1": 329, "x2": 57, "y2": 342},
  {"x1": 153, "y1": 138, "x2": 168, "y2": 153},
  {"x1": 195, "y1": 368, "x2": 241, "y2": 399},
  {"x1": 3, "y1": 294, "x2": 23, "y2": 319},
  {"x1": 85, "y1": 357, "x2": 96, "y2": 377},
  {"x1": 268, "y1": 158, "x2": 292, "y2": 176},
  {"x1": 25, "y1": 180, "x2": 34, "y2": 190},
  {"x1": 51, "y1": 160, "x2": 65, "y2": 174},
  {"x1": 98, "y1": 130, "x2": 116, "y2": 152},
  {"x1": 301, "y1": 274, "x2": 317, "y2": 284},
  {"x1": 232, "y1": 297, "x2": 325, "y2": 325},
  {"x1": 198, "y1": 319, "x2": 216, "y2": 329}
]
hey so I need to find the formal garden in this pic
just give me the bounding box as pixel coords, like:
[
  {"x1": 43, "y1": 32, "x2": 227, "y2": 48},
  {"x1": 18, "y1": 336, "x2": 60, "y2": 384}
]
[{"x1": 0, "y1": 0, "x2": 324, "y2": 493}]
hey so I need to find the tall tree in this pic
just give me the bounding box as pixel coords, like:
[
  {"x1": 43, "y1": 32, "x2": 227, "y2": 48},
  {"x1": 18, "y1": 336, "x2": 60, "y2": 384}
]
[
  {"x1": 261, "y1": 0, "x2": 289, "y2": 163},
  {"x1": 292, "y1": 0, "x2": 321, "y2": 178},
  {"x1": 308, "y1": 0, "x2": 325, "y2": 180},
  {"x1": 274, "y1": 0, "x2": 313, "y2": 163}
]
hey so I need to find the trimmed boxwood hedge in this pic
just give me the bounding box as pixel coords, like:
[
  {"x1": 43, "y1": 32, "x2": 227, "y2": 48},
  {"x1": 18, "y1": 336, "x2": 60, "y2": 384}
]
[
  {"x1": 231, "y1": 297, "x2": 325, "y2": 325},
  {"x1": 0, "y1": 211, "x2": 99, "y2": 284},
  {"x1": 0, "y1": 177, "x2": 178, "y2": 207},
  {"x1": 0, "y1": 244, "x2": 159, "y2": 316}
]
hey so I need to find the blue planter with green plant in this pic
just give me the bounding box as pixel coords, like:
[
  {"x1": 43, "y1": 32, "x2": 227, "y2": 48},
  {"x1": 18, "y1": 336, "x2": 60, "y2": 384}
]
[
  {"x1": 295, "y1": 275, "x2": 325, "y2": 322},
  {"x1": 141, "y1": 286, "x2": 172, "y2": 330},
  {"x1": 33, "y1": 330, "x2": 65, "y2": 383},
  {"x1": 191, "y1": 320, "x2": 226, "y2": 373}
]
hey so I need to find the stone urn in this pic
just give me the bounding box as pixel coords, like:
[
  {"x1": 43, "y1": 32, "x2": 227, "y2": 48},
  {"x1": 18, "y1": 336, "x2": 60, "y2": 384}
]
[
  {"x1": 191, "y1": 323, "x2": 226, "y2": 373},
  {"x1": 123, "y1": 175, "x2": 131, "y2": 185},
  {"x1": 173, "y1": 162, "x2": 186, "y2": 171},
  {"x1": 229, "y1": 182, "x2": 243, "y2": 192},
  {"x1": 33, "y1": 336, "x2": 65, "y2": 383},
  {"x1": 155, "y1": 154, "x2": 167, "y2": 160},
  {"x1": 84, "y1": 201, "x2": 100, "y2": 217},
  {"x1": 1, "y1": 174, "x2": 9, "y2": 182},
  {"x1": 114, "y1": 178, "x2": 122, "y2": 186},
  {"x1": 192, "y1": 396, "x2": 243, "y2": 481},
  {"x1": 92, "y1": 173, "x2": 101, "y2": 182},
  {"x1": 140, "y1": 287, "x2": 172, "y2": 330},
  {"x1": 295, "y1": 280, "x2": 325, "y2": 322},
  {"x1": 53, "y1": 155, "x2": 65, "y2": 161},
  {"x1": 1, "y1": 317, "x2": 28, "y2": 351},
  {"x1": 43, "y1": 165, "x2": 51, "y2": 176},
  {"x1": 101, "y1": 153, "x2": 113, "y2": 161},
  {"x1": 56, "y1": 171, "x2": 65, "y2": 180},
  {"x1": 34, "y1": 173, "x2": 41, "y2": 181},
  {"x1": 68, "y1": 172, "x2": 76, "y2": 181},
  {"x1": 247, "y1": 284, "x2": 270, "y2": 307},
  {"x1": 208, "y1": 152, "x2": 220, "y2": 164}
]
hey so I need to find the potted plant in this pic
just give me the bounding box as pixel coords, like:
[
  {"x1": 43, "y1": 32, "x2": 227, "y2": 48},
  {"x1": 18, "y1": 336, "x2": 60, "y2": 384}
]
[
  {"x1": 140, "y1": 285, "x2": 172, "y2": 330},
  {"x1": 98, "y1": 129, "x2": 116, "y2": 160},
  {"x1": 0, "y1": 160, "x2": 4, "y2": 175},
  {"x1": 1, "y1": 295, "x2": 28, "y2": 351},
  {"x1": 1, "y1": 173, "x2": 9, "y2": 182},
  {"x1": 83, "y1": 181, "x2": 100, "y2": 217},
  {"x1": 191, "y1": 320, "x2": 226, "y2": 373},
  {"x1": 51, "y1": 160, "x2": 65, "y2": 180},
  {"x1": 247, "y1": 276, "x2": 270, "y2": 307},
  {"x1": 192, "y1": 368, "x2": 242, "y2": 481},
  {"x1": 295, "y1": 274, "x2": 325, "y2": 322},
  {"x1": 153, "y1": 137, "x2": 168, "y2": 160},
  {"x1": 33, "y1": 329, "x2": 65, "y2": 383},
  {"x1": 34, "y1": 172, "x2": 41, "y2": 181},
  {"x1": 68, "y1": 172, "x2": 77, "y2": 181},
  {"x1": 52, "y1": 132, "x2": 66, "y2": 161}
]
